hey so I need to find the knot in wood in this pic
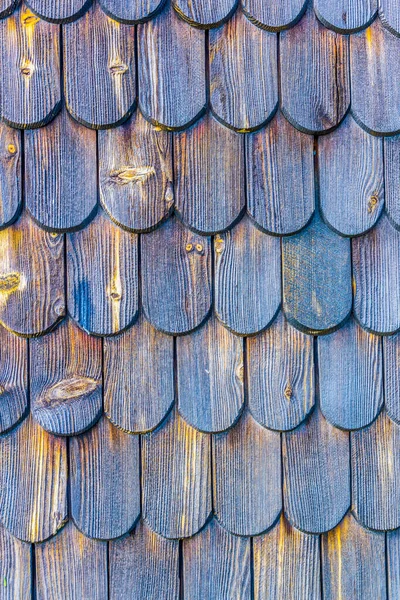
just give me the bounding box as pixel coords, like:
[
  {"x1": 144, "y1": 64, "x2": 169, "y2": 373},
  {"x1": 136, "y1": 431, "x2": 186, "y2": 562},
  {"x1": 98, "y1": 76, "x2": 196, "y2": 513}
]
[
  {"x1": 284, "y1": 382, "x2": 293, "y2": 401},
  {"x1": 109, "y1": 61, "x2": 128, "y2": 75},
  {"x1": 7, "y1": 144, "x2": 17, "y2": 155},
  {"x1": 44, "y1": 377, "x2": 99, "y2": 406},
  {"x1": 20, "y1": 62, "x2": 34, "y2": 78},
  {"x1": 0, "y1": 384, "x2": 5, "y2": 396},
  {"x1": 195, "y1": 243, "x2": 203, "y2": 254},
  {"x1": 110, "y1": 289, "x2": 121, "y2": 301},
  {"x1": 367, "y1": 193, "x2": 379, "y2": 214},
  {"x1": 185, "y1": 243, "x2": 193, "y2": 252},
  {"x1": 165, "y1": 185, "x2": 174, "y2": 206},
  {"x1": 22, "y1": 11, "x2": 39, "y2": 26},
  {"x1": 215, "y1": 237, "x2": 224, "y2": 254},
  {"x1": 0, "y1": 272, "x2": 20, "y2": 293},
  {"x1": 109, "y1": 166, "x2": 155, "y2": 185},
  {"x1": 53, "y1": 297, "x2": 65, "y2": 317}
]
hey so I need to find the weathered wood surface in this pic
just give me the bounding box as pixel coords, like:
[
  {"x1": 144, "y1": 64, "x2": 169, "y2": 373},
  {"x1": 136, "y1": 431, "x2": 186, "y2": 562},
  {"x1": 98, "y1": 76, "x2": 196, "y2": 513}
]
[
  {"x1": 351, "y1": 19, "x2": 400, "y2": 135},
  {"x1": 0, "y1": 523, "x2": 31, "y2": 599},
  {"x1": 214, "y1": 214, "x2": 281, "y2": 335},
  {"x1": 174, "y1": 113, "x2": 244, "y2": 234},
  {"x1": 242, "y1": 0, "x2": 306, "y2": 31},
  {"x1": 0, "y1": 414, "x2": 67, "y2": 542},
  {"x1": 247, "y1": 311, "x2": 314, "y2": 431},
  {"x1": 99, "y1": 111, "x2": 173, "y2": 232},
  {"x1": 0, "y1": 5, "x2": 60, "y2": 128},
  {"x1": 319, "y1": 115, "x2": 384, "y2": 236},
  {"x1": 173, "y1": 0, "x2": 236, "y2": 27},
  {"x1": 209, "y1": 9, "x2": 278, "y2": 132},
  {"x1": 26, "y1": 0, "x2": 91, "y2": 22},
  {"x1": 283, "y1": 407, "x2": 350, "y2": 533},
  {"x1": 387, "y1": 528, "x2": 400, "y2": 598},
  {"x1": 25, "y1": 110, "x2": 97, "y2": 232},
  {"x1": 141, "y1": 216, "x2": 211, "y2": 334},
  {"x1": 246, "y1": 111, "x2": 314, "y2": 235},
  {"x1": 213, "y1": 409, "x2": 281, "y2": 535},
  {"x1": 30, "y1": 318, "x2": 102, "y2": 435},
  {"x1": 318, "y1": 318, "x2": 383, "y2": 429},
  {"x1": 70, "y1": 416, "x2": 140, "y2": 539},
  {"x1": 0, "y1": 213, "x2": 65, "y2": 336},
  {"x1": 138, "y1": 4, "x2": 206, "y2": 130},
  {"x1": 352, "y1": 213, "x2": 400, "y2": 334},
  {"x1": 0, "y1": 0, "x2": 20, "y2": 18},
  {"x1": 100, "y1": 0, "x2": 164, "y2": 22},
  {"x1": 142, "y1": 409, "x2": 211, "y2": 538},
  {"x1": 384, "y1": 134, "x2": 400, "y2": 229},
  {"x1": 253, "y1": 515, "x2": 321, "y2": 600},
  {"x1": 0, "y1": 125, "x2": 21, "y2": 229},
  {"x1": 35, "y1": 521, "x2": 108, "y2": 599},
  {"x1": 177, "y1": 314, "x2": 244, "y2": 432},
  {"x1": 384, "y1": 333, "x2": 400, "y2": 425},
  {"x1": 67, "y1": 209, "x2": 138, "y2": 335},
  {"x1": 282, "y1": 211, "x2": 352, "y2": 334},
  {"x1": 280, "y1": 5, "x2": 350, "y2": 133},
  {"x1": 0, "y1": 326, "x2": 27, "y2": 433},
  {"x1": 314, "y1": 0, "x2": 377, "y2": 33},
  {"x1": 109, "y1": 521, "x2": 179, "y2": 600},
  {"x1": 352, "y1": 410, "x2": 400, "y2": 530},
  {"x1": 104, "y1": 312, "x2": 174, "y2": 433},
  {"x1": 183, "y1": 519, "x2": 251, "y2": 599},
  {"x1": 380, "y1": 0, "x2": 400, "y2": 35},
  {"x1": 322, "y1": 513, "x2": 386, "y2": 600},
  {"x1": 64, "y1": 2, "x2": 136, "y2": 128}
]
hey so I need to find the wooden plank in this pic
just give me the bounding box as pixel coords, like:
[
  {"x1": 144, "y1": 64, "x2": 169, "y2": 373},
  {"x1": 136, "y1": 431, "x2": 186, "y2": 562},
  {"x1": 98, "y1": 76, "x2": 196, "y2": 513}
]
[
  {"x1": 0, "y1": 212, "x2": 65, "y2": 337},
  {"x1": 0, "y1": 414, "x2": 67, "y2": 542},
  {"x1": 67, "y1": 209, "x2": 138, "y2": 335},
  {"x1": 64, "y1": 2, "x2": 136, "y2": 129},
  {"x1": 384, "y1": 135, "x2": 400, "y2": 229},
  {"x1": 177, "y1": 314, "x2": 244, "y2": 433},
  {"x1": 0, "y1": 0, "x2": 20, "y2": 18},
  {"x1": 109, "y1": 521, "x2": 179, "y2": 600},
  {"x1": 0, "y1": 522, "x2": 31, "y2": 599},
  {"x1": 174, "y1": 113, "x2": 244, "y2": 234},
  {"x1": 253, "y1": 515, "x2": 321, "y2": 600},
  {"x1": 104, "y1": 312, "x2": 174, "y2": 433},
  {"x1": 322, "y1": 513, "x2": 386, "y2": 599},
  {"x1": 0, "y1": 326, "x2": 27, "y2": 434},
  {"x1": 384, "y1": 333, "x2": 400, "y2": 425},
  {"x1": 100, "y1": 0, "x2": 164, "y2": 23},
  {"x1": 99, "y1": 110, "x2": 173, "y2": 232},
  {"x1": 35, "y1": 521, "x2": 108, "y2": 599},
  {"x1": 280, "y1": 5, "x2": 350, "y2": 133},
  {"x1": 142, "y1": 408, "x2": 212, "y2": 538},
  {"x1": 183, "y1": 519, "x2": 251, "y2": 599},
  {"x1": 241, "y1": 0, "x2": 306, "y2": 31},
  {"x1": 0, "y1": 5, "x2": 60, "y2": 129},
  {"x1": 318, "y1": 318, "x2": 383, "y2": 430},
  {"x1": 387, "y1": 528, "x2": 400, "y2": 598},
  {"x1": 141, "y1": 216, "x2": 211, "y2": 335},
  {"x1": 319, "y1": 115, "x2": 384, "y2": 236},
  {"x1": 247, "y1": 311, "x2": 314, "y2": 431},
  {"x1": 70, "y1": 416, "x2": 140, "y2": 539},
  {"x1": 0, "y1": 125, "x2": 21, "y2": 229},
  {"x1": 214, "y1": 214, "x2": 281, "y2": 335},
  {"x1": 213, "y1": 409, "x2": 281, "y2": 535},
  {"x1": 138, "y1": 5, "x2": 206, "y2": 130},
  {"x1": 30, "y1": 318, "x2": 102, "y2": 436},
  {"x1": 314, "y1": 0, "x2": 377, "y2": 33},
  {"x1": 209, "y1": 9, "x2": 278, "y2": 132},
  {"x1": 26, "y1": 0, "x2": 91, "y2": 22},
  {"x1": 380, "y1": 0, "x2": 400, "y2": 35},
  {"x1": 246, "y1": 111, "x2": 314, "y2": 235},
  {"x1": 283, "y1": 407, "x2": 350, "y2": 533},
  {"x1": 173, "y1": 0, "x2": 236, "y2": 27},
  {"x1": 350, "y1": 19, "x2": 400, "y2": 135},
  {"x1": 282, "y1": 211, "x2": 352, "y2": 334},
  {"x1": 352, "y1": 410, "x2": 400, "y2": 530},
  {"x1": 352, "y1": 213, "x2": 400, "y2": 334}
]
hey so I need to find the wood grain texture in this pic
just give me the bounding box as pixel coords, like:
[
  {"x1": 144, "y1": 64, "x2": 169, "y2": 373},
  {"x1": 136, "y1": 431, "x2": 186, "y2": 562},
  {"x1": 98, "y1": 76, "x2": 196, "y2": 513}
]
[
  {"x1": 141, "y1": 216, "x2": 211, "y2": 335},
  {"x1": 352, "y1": 410, "x2": 400, "y2": 530},
  {"x1": 283, "y1": 407, "x2": 350, "y2": 533},
  {"x1": 246, "y1": 111, "x2": 314, "y2": 235},
  {"x1": 64, "y1": 2, "x2": 136, "y2": 128},
  {"x1": 213, "y1": 409, "x2": 281, "y2": 535},
  {"x1": 241, "y1": 0, "x2": 306, "y2": 31},
  {"x1": 30, "y1": 318, "x2": 102, "y2": 436},
  {"x1": 350, "y1": 19, "x2": 400, "y2": 135},
  {"x1": 183, "y1": 519, "x2": 251, "y2": 599},
  {"x1": 0, "y1": 125, "x2": 21, "y2": 229},
  {"x1": 35, "y1": 521, "x2": 108, "y2": 600},
  {"x1": 318, "y1": 318, "x2": 383, "y2": 430},
  {"x1": 142, "y1": 409, "x2": 212, "y2": 538},
  {"x1": 314, "y1": 0, "x2": 377, "y2": 33},
  {"x1": 253, "y1": 515, "x2": 321, "y2": 600},
  {"x1": 100, "y1": 0, "x2": 164, "y2": 23},
  {"x1": 0, "y1": 0, "x2": 20, "y2": 18},
  {"x1": 177, "y1": 314, "x2": 244, "y2": 433},
  {"x1": 0, "y1": 5, "x2": 60, "y2": 129},
  {"x1": 384, "y1": 134, "x2": 400, "y2": 229},
  {"x1": 352, "y1": 213, "x2": 400, "y2": 334},
  {"x1": 26, "y1": 0, "x2": 91, "y2": 22},
  {"x1": 0, "y1": 326, "x2": 27, "y2": 433},
  {"x1": 67, "y1": 209, "x2": 138, "y2": 335},
  {"x1": 384, "y1": 333, "x2": 400, "y2": 425},
  {"x1": 25, "y1": 110, "x2": 97, "y2": 232},
  {"x1": 104, "y1": 312, "x2": 174, "y2": 433},
  {"x1": 138, "y1": 4, "x2": 206, "y2": 130},
  {"x1": 70, "y1": 416, "x2": 140, "y2": 539},
  {"x1": 319, "y1": 115, "x2": 384, "y2": 236},
  {"x1": 174, "y1": 0, "x2": 237, "y2": 27},
  {"x1": 0, "y1": 522, "x2": 31, "y2": 599},
  {"x1": 387, "y1": 528, "x2": 400, "y2": 598},
  {"x1": 280, "y1": 5, "x2": 350, "y2": 133},
  {"x1": 0, "y1": 212, "x2": 65, "y2": 336},
  {"x1": 99, "y1": 110, "x2": 173, "y2": 232},
  {"x1": 209, "y1": 9, "x2": 278, "y2": 132},
  {"x1": 282, "y1": 211, "x2": 352, "y2": 334},
  {"x1": 380, "y1": 0, "x2": 400, "y2": 35},
  {"x1": 322, "y1": 513, "x2": 386, "y2": 600},
  {"x1": 0, "y1": 414, "x2": 67, "y2": 542},
  {"x1": 247, "y1": 311, "x2": 314, "y2": 431},
  {"x1": 214, "y1": 214, "x2": 281, "y2": 335},
  {"x1": 174, "y1": 113, "x2": 244, "y2": 234},
  {"x1": 109, "y1": 521, "x2": 179, "y2": 600}
]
